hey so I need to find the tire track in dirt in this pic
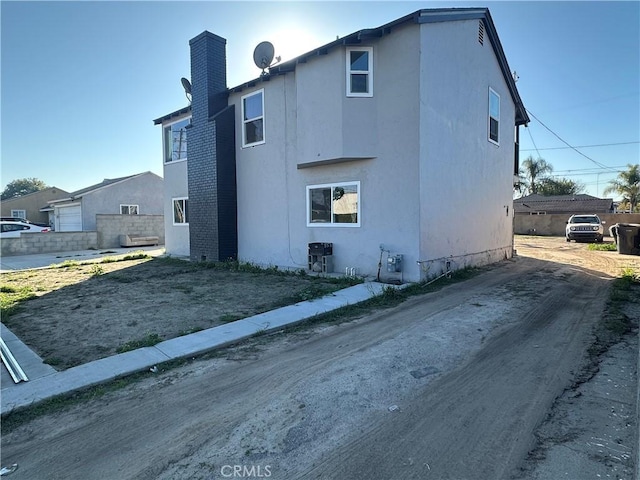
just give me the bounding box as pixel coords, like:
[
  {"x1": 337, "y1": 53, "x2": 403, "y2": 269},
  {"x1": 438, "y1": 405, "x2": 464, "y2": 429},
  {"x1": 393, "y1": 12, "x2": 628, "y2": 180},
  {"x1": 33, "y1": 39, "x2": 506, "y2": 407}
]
[{"x1": 1, "y1": 251, "x2": 616, "y2": 480}]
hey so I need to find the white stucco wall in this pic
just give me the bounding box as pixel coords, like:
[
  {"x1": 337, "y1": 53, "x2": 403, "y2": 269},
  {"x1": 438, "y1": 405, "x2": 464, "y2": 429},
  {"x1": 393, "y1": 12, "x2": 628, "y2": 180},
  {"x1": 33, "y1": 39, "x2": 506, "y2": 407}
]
[
  {"x1": 231, "y1": 18, "x2": 520, "y2": 282},
  {"x1": 163, "y1": 159, "x2": 190, "y2": 256},
  {"x1": 233, "y1": 23, "x2": 425, "y2": 281},
  {"x1": 161, "y1": 114, "x2": 191, "y2": 258},
  {"x1": 418, "y1": 19, "x2": 517, "y2": 277}
]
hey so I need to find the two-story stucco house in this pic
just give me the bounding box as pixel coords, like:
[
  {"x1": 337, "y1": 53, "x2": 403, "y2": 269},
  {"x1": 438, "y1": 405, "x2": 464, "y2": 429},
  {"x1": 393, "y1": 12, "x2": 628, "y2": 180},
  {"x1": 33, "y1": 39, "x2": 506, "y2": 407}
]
[{"x1": 154, "y1": 8, "x2": 529, "y2": 282}]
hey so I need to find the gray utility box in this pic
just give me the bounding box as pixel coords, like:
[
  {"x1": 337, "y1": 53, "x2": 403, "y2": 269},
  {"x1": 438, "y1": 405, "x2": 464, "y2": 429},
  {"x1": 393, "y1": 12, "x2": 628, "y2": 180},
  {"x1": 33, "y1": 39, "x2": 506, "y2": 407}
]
[
  {"x1": 308, "y1": 242, "x2": 333, "y2": 273},
  {"x1": 387, "y1": 254, "x2": 403, "y2": 272}
]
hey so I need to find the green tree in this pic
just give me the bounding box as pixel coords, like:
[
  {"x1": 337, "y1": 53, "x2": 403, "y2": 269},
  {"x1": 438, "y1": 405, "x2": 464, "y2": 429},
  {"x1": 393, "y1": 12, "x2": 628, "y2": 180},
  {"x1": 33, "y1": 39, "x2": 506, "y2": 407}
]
[
  {"x1": 1, "y1": 178, "x2": 49, "y2": 200},
  {"x1": 603, "y1": 164, "x2": 639, "y2": 212},
  {"x1": 537, "y1": 177, "x2": 585, "y2": 196},
  {"x1": 519, "y1": 156, "x2": 553, "y2": 195}
]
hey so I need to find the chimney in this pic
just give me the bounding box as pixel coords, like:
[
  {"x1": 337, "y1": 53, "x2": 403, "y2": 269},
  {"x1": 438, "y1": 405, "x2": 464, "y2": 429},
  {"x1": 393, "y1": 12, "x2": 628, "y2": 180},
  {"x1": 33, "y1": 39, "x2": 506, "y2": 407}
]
[
  {"x1": 187, "y1": 31, "x2": 237, "y2": 263},
  {"x1": 189, "y1": 31, "x2": 228, "y2": 122}
]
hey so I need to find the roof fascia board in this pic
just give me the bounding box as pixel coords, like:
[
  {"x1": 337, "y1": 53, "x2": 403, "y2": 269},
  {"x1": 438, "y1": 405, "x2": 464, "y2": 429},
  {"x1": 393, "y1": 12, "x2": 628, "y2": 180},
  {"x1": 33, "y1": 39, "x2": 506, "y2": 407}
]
[
  {"x1": 61, "y1": 173, "x2": 148, "y2": 202},
  {"x1": 170, "y1": 7, "x2": 528, "y2": 126},
  {"x1": 153, "y1": 106, "x2": 191, "y2": 125}
]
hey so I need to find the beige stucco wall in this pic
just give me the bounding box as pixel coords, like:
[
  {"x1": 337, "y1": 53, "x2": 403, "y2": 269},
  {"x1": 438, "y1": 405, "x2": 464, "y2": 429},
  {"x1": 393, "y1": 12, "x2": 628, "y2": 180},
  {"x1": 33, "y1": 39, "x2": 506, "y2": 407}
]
[
  {"x1": 515, "y1": 213, "x2": 640, "y2": 236},
  {"x1": 1, "y1": 187, "x2": 69, "y2": 225}
]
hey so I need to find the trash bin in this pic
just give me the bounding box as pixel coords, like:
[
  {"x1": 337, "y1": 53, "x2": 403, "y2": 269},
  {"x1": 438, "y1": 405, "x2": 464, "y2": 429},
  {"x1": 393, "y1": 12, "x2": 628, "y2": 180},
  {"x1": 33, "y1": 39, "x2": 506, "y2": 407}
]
[{"x1": 615, "y1": 223, "x2": 640, "y2": 255}]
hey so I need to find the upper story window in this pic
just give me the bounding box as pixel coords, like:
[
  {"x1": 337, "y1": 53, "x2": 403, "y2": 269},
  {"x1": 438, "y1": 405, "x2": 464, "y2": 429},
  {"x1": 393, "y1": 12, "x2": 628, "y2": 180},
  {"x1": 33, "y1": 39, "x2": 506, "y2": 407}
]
[
  {"x1": 120, "y1": 205, "x2": 139, "y2": 215},
  {"x1": 242, "y1": 89, "x2": 265, "y2": 148},
  {"x1": 173, "y1": 197, "x2": 188, "y2": 225},
  {"x1": 489, "y1": 88, "x2": 500, "y2": 145},
  {"x1": 346, "y1": 47, "x2": 373, "y2": 97},
  {"x1": 163, "y1": 117, "x2": 190, "y2": 163},
  {"x1": 307, "y1": 181, "x2": 360, "y2": 227}
]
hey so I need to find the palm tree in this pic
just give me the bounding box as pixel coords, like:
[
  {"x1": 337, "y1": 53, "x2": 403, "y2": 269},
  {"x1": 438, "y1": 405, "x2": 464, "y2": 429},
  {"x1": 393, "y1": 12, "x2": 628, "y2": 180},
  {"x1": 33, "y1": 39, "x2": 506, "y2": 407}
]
[
  {"x1": 603, "y1": 164, "x2": 640, "y2": 212},
  {"x1": 519, "y1": 156, "x2": 553, "y2": 195}
]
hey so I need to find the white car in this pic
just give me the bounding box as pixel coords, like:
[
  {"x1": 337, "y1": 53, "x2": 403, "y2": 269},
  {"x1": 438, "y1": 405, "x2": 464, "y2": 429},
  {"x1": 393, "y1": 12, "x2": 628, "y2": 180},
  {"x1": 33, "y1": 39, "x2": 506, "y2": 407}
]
[
  {"x1": 0, "y1": 221, "x2": 50, "y2": 238},
  {"x1": 565, "y1": 214, "x2": 605, "y2": 243}
]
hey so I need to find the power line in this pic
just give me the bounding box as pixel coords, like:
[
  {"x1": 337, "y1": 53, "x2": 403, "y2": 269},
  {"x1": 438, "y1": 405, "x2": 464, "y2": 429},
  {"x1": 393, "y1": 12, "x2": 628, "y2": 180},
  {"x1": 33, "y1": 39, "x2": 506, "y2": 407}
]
[
  {"x1": 521, "y1": 141, "x2": 639, "y2": 152},
  {"x1": 553, "y1": 165, "x2": 628, "y2": 174},
  {"x1": 525, "y1": 110, "x2": 620, "y2": 173},
  {"x1": 525, "y1": 126, "x2": 541, "y2": 159}
]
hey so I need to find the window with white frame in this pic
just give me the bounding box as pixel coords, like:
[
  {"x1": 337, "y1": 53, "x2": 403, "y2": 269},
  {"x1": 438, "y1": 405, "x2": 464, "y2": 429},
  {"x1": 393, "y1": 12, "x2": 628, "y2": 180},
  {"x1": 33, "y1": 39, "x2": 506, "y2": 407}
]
[
  {"x1": 307, "y1": 182, "x2": 360, "y2": 227},
  {"x1": 10, "y1": 209, "x2": 26, "y2": 219},
  {"x1": 163, "y1": 117, "x2": 190, "y2": 163},
  {"x1": 346, "y1": 47, "x2": 373, "y2": 97},
  {"x1": 120, "y1": 205, "x2": 139, "y2": 215},
  {"x1": 242, "y1": 89, "x2": 265, "y2": 148},
  {"x1": 173, "y1": 198, "x2": 189, "y2": 225},
  {"x1": 489, "y1": 88, "x2": 500, "y2": 144}
]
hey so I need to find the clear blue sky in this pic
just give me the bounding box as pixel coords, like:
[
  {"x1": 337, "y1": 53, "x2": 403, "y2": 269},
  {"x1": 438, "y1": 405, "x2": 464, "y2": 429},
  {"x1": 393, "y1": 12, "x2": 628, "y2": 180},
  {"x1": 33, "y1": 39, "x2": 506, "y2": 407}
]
[{"x1": 1, "y1": 1, "x2": 638, "y2": 200}]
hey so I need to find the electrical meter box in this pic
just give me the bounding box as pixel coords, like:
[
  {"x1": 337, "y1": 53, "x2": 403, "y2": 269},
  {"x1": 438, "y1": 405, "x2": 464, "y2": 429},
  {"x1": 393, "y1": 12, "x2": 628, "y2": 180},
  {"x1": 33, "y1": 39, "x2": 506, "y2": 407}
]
[{"x1": 387, "y1": 254, "x2": 403, "y2": 273}]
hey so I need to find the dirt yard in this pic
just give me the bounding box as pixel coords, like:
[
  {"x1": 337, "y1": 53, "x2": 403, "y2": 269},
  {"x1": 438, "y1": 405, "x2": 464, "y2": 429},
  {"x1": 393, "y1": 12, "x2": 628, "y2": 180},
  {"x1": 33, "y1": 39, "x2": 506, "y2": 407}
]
[{"x1": 0, "y1": 256, "x2": 357, "y2": 369}]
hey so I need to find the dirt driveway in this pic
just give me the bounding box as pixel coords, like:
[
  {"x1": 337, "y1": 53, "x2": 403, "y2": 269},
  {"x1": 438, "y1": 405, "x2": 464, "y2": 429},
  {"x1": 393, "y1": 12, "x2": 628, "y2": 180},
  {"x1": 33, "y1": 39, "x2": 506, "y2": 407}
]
[
  {"x1": 515, "y1": 235, "x2": 640, "y2": 276},
  {"x1": 1, "y1": 236, "x2": 638, "y2": 480}
]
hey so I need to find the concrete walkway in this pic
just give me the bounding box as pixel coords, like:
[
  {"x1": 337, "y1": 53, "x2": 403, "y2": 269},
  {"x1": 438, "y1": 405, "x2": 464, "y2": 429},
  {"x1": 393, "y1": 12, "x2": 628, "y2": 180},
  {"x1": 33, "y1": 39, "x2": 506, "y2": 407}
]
[
  {"x1": 0, "y1": 280, "x2": 392, "y2": 415},
  {"x1": 0, "y1": 246, "x2": 166, "y2": 272}
]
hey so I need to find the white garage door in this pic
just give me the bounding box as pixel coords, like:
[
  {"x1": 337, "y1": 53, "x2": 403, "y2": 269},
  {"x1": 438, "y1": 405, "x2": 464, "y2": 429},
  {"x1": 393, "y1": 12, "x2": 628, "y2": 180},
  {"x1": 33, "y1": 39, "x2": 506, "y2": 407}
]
[{"x1": 56, "y1": 205, "x2": 82, "y2": 231}]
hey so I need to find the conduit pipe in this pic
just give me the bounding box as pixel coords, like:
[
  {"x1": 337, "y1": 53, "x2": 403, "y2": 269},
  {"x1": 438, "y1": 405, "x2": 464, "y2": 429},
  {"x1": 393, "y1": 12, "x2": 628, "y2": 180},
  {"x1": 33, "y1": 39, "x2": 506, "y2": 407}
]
[{"x1": 0, "y1": 337, "x2": 28, "y2": 383}]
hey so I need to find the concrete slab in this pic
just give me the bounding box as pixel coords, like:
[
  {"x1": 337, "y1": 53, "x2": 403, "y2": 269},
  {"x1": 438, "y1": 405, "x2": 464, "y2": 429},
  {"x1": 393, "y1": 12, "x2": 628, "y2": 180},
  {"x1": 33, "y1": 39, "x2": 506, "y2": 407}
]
[
  {"x1": 0, "y1": 246, "x2": 165, "y2": 272},
  {"x1": 153, "y1": 319, "x2": 265, "y2": 358},
  {"x1": 1, "y1": 323, "x2": 56, "y2": 388},
  {"x1": 1, "y1": 347, "x2": 170, "y2": 414}
]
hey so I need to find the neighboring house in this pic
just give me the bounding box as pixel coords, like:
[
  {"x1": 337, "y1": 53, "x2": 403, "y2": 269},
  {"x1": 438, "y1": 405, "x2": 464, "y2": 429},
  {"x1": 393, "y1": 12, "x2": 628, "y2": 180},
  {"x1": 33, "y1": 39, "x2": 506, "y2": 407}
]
[
  {"x1": 42, "y1": 172, "x2": 163, "y2": 232},
  {"x1": 1, "y1": 187, "x2": 69, "y2": 225},
  {"x1": 514, "y1": 194, "x2": 614, "y2": 216},
  {"x1": 154, "y1": 8, "x2": 529, "y2": 282}
]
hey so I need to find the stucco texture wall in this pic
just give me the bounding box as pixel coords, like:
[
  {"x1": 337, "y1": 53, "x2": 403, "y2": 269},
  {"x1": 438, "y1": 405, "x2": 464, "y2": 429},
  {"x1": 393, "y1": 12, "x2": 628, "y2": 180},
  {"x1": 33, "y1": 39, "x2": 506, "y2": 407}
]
[
  {"x1": 81, "y1": 173, "x2": 163, "y2": 231},
  {"x1": 163, "y1": 152, "x2": 190, "y2": 257},
  {"x1": 230, "y1": 18, "x2": 521, "y2": 283},
  {"x1": 232, "y1": 23, "x2": 424, "y2": 281},
  {"x1": 1, "y1": 187, "x2": 68, "y2": 225},
  {"x1": 419, "y1": 19, "x2": 516, "y2": 276}
]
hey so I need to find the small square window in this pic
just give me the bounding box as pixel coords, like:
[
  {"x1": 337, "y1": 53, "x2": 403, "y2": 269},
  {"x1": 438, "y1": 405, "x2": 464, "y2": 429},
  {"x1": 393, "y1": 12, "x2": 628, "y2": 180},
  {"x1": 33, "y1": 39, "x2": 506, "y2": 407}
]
[
  {"x1": 346, "y1": 47, "x2": 373, "y2": 97},
  {"x1": 10, "y1": 210, "x2": 26, "y2": 220}
]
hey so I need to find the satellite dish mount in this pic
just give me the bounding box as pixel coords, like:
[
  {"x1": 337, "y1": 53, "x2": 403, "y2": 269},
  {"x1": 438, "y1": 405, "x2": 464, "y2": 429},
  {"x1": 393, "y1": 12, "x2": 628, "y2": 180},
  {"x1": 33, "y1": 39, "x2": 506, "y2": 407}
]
[
  {"x1": 253, "y1": 41, "x2": 280, "y2": 76},
  {"x1": 181, "y1": 77, "x2": 192, "y2": 104}
]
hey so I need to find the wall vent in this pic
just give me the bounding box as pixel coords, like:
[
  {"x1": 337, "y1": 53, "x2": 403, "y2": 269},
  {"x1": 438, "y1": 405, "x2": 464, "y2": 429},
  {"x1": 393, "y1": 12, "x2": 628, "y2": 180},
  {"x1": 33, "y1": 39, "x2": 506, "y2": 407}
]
[{"x1": 478, "y1": 21, "x2": 484, "y2": 45}]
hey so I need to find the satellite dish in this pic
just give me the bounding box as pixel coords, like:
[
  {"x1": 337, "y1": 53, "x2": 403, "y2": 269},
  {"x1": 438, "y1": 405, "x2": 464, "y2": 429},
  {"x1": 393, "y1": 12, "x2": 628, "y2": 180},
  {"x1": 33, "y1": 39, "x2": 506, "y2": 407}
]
[
  {"x1": 180, "y1": 77, "x2": 192, "y2": 95},
  {"x1": 253, "y1": 41, "x2": 275, "y2": 74}
]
